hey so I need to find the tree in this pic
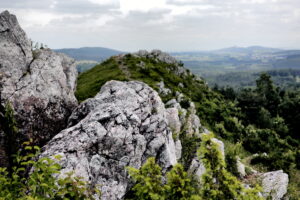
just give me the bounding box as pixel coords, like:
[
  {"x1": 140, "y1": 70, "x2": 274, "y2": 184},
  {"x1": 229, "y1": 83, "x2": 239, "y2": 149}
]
[
  {"x1": 198, "y1": 133, "x2": 262, "y2": 200},
  {"x1": 127, "y1": 157, "x2": 165, "y2": 200},
  {"x1": 256, "y1": 73, "x2": 280, "y2": 116},
  {"x1": 165, "y1": 164, "x2": 197, "y2": 200}
]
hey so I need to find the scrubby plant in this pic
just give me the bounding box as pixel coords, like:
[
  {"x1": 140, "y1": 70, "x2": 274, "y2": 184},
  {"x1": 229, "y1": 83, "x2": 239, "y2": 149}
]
[
  {"x1": 126, "y1": 158, "x2": 201, "y2": 200},
  {"x1": 225, "y1": 142, "x2": 243, "y2": 177},
  {"x1": 126, "y1": 157, "x2": 165, "y2": 200},
  {"x1": 199, "y1": 133, "x2": 263, "y2": 200},
  {"x1": 0, "y1": 102, "x2": 20, "y2": 171},
  {"x1": 165, "y1": 164, "x2": 198, "y2": 200},
  {"x1": 0, "y1": 140, "x2": 100, "y2": 199}
]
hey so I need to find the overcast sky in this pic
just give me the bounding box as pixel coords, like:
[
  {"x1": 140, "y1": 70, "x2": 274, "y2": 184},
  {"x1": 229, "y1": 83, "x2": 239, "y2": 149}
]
[{"x1": 1, "y1": 0, "x2": 300, "y2": 51}]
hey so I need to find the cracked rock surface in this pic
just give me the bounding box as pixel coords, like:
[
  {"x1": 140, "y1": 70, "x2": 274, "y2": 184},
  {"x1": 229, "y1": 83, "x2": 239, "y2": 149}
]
[
  {"x1": 0, "y1": 10, "x2": 77, "y2": 167},
  {"x1": 260, "y1": 170, "x2": 289, "y2": 200},
  {"x1": 41, "y1": 80, "x2": 177, "y2": 200}
]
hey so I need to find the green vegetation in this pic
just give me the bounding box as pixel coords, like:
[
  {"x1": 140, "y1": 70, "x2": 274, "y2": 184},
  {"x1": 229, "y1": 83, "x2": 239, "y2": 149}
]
[
  {"x1": 75, "y1": 54, "x2": 207, "y2": 103},
  {"x1": 126, "y1": 133, "x2": 262, "y2": 200},
  {"x1": 127, "y1": 157, "x2": 199, "y2": 200},
  {"x1": 0, "y1": 140, "x2": 99, "y2": 200},
  {"x1": 206, "y1": 69, "x2": 300, "y2": 89},
  {"x1": 76, "y1": 57, "x2": 127, "y2": 101},
  {"x1": 0, "y1": 102, "x2": 19, "y2": 170},
  {"x1": 214, "y1": 73, "x2": 300, "y2": 199},
  {"x1": 0, "y1": 104, "x2": 99, "y2": 199},
  {"x1": 199, "y1": 133, "x2": 262, "y2": 200}
]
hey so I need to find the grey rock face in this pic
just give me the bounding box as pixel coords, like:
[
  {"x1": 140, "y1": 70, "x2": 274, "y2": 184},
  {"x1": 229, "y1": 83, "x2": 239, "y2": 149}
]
[
  {"x1": 156, "y1": 81, "x2": 171, "y2": 96},
  {"x1": 188, "y1": 157, "x2": 206, "y2": 180},
  {"x1": 174, "y1": 140, "x2": 182, "y2": 160},
  {"x1": 135, "y1": 49, "x2": 178, "y2": 65},
  {"x1": 236, "y1": 157, "x2": 246, "y2": 178},
  {"x1": 41, "y1": 80, "x2": 177, "y2": 200},
  {"x1": 260, "y1": 170, "x2": 289, "y2": 200},
  {"x1": 185, "y1": 102, "x2": 201, "y2": 136},
  {"x1": 166, "y1": 107, "x2": 181, "y2": 134},
  {"x1": 0, "y1": 11, "x2": 77, "y2": 167}
]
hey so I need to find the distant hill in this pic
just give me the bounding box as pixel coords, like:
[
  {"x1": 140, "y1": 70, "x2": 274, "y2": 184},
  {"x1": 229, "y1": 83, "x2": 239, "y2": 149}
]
[
  {"x1": 211, "y1": 46, "x2": 282, "y2": 54},
  {"x1": 54, "y1": 47, "x2": 124, "y2": 61},
  {"x1": 273, "y1": 54, "x2": 300, "y2": 68}
]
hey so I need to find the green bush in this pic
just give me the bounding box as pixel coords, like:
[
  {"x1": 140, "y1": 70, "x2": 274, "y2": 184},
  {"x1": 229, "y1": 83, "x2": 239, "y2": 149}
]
[
  {"x1": 165, "y1": 164, "x2": 198, "y2": 200},
  {"x1": 126, "y1": 158, "x2": 201, "y2": 200},
  {"x1": 126, "y1": 157, "x2": 165, "y2": 200},
  {"x1": 0, "y1": 141, "x2": 99, "y2": 200},
  {"x1": 225, "y1": 142, "x2": 243, "y2": 177},
  {"x1": 199, "y1": 133, "x2": 262, "y2": 200}
]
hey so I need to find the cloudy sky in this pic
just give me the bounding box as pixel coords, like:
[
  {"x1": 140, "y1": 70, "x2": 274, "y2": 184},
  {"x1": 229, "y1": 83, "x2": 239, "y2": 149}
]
[{"x1": 1, "y1": 0, "x2": 300, "y2": 51}]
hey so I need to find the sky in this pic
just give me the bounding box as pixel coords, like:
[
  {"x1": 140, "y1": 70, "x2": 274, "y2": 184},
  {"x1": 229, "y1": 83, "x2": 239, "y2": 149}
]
[{"x1": 1, "y1": 0, "x2": 300, "y2": 51}]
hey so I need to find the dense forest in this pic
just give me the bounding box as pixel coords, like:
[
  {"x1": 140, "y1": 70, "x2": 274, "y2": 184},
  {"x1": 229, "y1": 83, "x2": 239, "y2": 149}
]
[
  {"x1": 213, "y1": 73, "x2": 300, "y2": 198},
  {"x1": 206, "y1": 69, "x2": 300, "y2": 89}
]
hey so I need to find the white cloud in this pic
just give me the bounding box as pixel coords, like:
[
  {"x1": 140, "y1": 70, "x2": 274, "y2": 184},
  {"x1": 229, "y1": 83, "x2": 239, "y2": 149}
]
[
  {"x1": 88, "y1": 0, "x2": 119, "y2": 6},
  {"x1": 119, "y1": 0, "x2": 166, "y2": 14},
  {"x1": 1, "y1": 0, "x2": 300, "y2": 50}
]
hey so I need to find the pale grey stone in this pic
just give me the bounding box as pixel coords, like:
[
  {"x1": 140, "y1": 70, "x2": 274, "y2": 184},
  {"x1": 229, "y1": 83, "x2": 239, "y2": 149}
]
[
  {"x1": 237, "y1": 157, "x2": 246, "y2": 178},
  {"x1": 188, "y1": 157, "x2": 206, "y2": 181},
  {"x1": 41, "y1": 80, "x2": 177, "y2": 200},
  {"x1": 175, "y1": 140, "x2": 182, "y2": 160},
  {"x1": 166, "y1": 107, "x2": 181, "y2": 134},
  {"x1": 156, "y1": 81, "x2": 171, "y2": 96},
  {"x1": 0, "y1": 10, "x2": 77, "y2": 167},
  {"x1": 260, "y1": 170, "x2": 289, "y2": 200}
]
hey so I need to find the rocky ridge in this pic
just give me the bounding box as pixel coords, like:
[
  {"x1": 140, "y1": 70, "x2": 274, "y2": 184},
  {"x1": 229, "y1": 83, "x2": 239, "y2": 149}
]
[{"x1": 0, "y1": 10, "x2": 78, "y2": 167}]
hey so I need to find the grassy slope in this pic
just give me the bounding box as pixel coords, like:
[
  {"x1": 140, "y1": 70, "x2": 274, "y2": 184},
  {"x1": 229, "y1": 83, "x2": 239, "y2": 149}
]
[
  {"x1": 76, "y1": 53, "x2": 210, "y2": 104},
  {"x1": 76, "y1": 57, "x2": 127, "y2": 101}
]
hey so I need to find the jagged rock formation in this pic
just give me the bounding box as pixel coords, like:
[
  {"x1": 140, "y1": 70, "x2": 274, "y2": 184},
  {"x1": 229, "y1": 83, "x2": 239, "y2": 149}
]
[
  {"x1": 40, "y1": 80, "x2": 177, "y2": 200},
  {"x1": 0, "y1": 10, "x2": 78, "y2": 167},
  {"x1": 134, "y1": 49, "x2": 201, "y2": 80}
]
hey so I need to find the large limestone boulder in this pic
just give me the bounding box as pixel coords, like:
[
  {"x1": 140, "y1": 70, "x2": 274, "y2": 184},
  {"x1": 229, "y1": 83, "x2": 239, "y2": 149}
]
[
  {"x1": 260, "y1": 170, "x2": 289, "y2": 200},
  {"x1": 41, "y1": 80, "x2": 177, "y2": 200},
  {"x1": 0, "y1": 11, "x2": 77, "y2": 167}
]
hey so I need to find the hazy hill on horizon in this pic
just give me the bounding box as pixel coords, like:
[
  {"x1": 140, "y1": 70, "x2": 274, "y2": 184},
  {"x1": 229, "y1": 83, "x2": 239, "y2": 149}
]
[
  {"x1": 54, "y1": 46, "x2": 300, "y2": 80},
  {"x1": 54, "y1": 47, "x2": 124, "y2": 62}
]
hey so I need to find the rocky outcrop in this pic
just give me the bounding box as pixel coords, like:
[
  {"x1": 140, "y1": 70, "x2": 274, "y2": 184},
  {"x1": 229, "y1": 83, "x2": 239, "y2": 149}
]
[
  {"x1": 41, "y1": 80, "x2": 177, "y2": 200},
  {"x1": 0, "y1": 11, "x2": 77, "y2": 167},
  {"x1": 260, "y1": 170, "x2": 289, "y2": 200},
  {"x1": 165, "y1": 94, "x2": 201, "y2": 137},
  {"x1": 134, "y1": 50, "x2": 202, "y2": 80}
]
